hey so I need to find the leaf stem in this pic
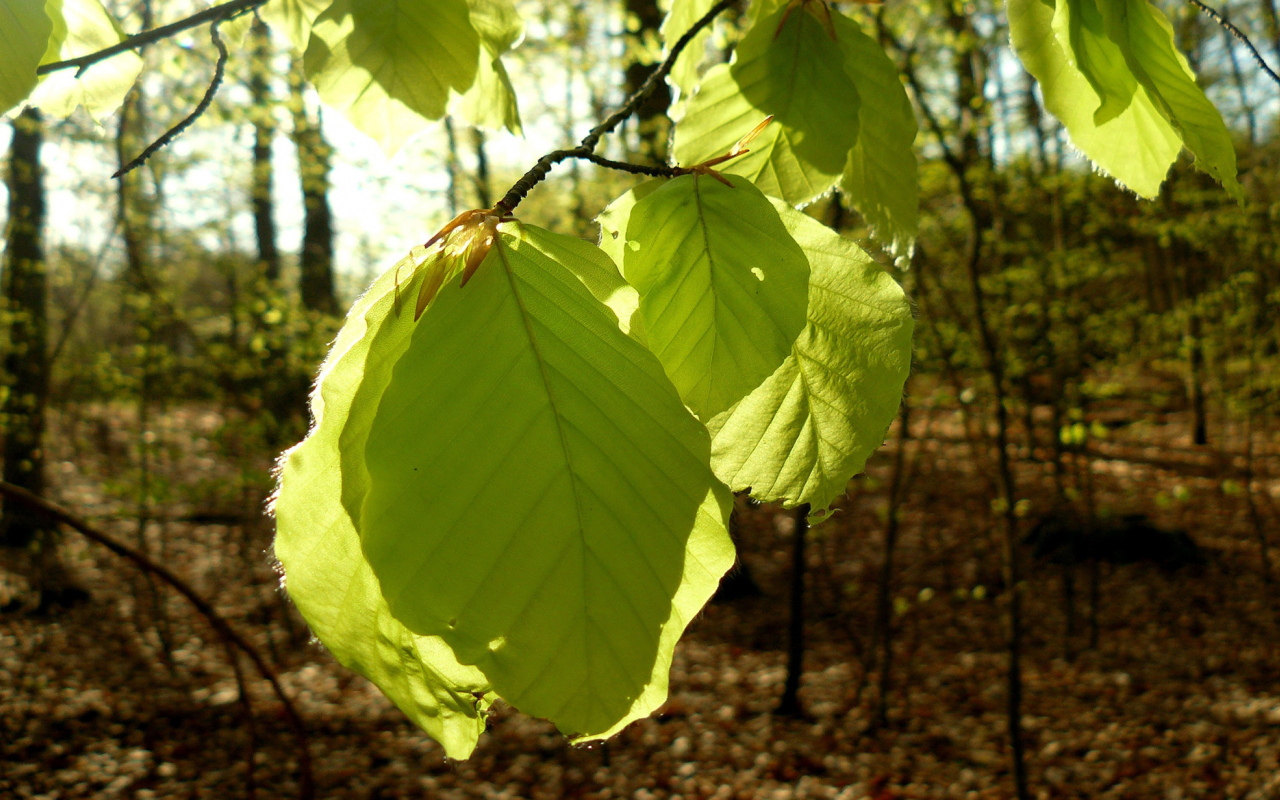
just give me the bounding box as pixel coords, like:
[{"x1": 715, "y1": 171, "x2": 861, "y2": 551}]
[{"x1": 495, "y1": 0, "x2": 737, "y2": 214}]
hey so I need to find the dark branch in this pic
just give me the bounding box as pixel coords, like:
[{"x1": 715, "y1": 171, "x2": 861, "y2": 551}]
[
  {"x1": 38, "y1": 0, "x2": 267, "y2": 76},
  {"x1": 495, "y1": 0, "x2": 737, "y2": 213},
  {"x1": 113, "y1": 19, "x2": 230, "y2": 179},
  {"x1": 580, "y1": 153, "x2": 681, "y2": 177},
  {"x1": 1188, "y1": 0, "x2": 1280, "y2": 90},
  {"x1": 0, "y1": 480, "x2": 315, "y2": 800}
]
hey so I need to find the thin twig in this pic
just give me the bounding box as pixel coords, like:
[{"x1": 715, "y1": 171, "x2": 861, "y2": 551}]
[
  {"x1": 1188, "y1": 0, "x2": 1280, "y2": 89},
  {"x1": 38, "y1": 0, "x2": 267, "y2": 76},
  {"x1": 113, "y1": 19, "x2": 230, "y2": 179},
  {"x1": 495, "y1": 0, "x2": 736, "y2": 213},
  {"x1": 580, "y1": 152, "x2": 681, "y2": 177},
  {"x1": 0, "y1": 481, "x2": 314, "y2": 800},
  {"x1": 224, "y1": 641, "x2": 259, "y2": 800}
]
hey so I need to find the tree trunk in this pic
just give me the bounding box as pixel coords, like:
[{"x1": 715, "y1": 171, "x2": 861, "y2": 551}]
[
  {"x1": 1187, "y1": 310, "x2": 1209, "y2": 446},
  {"x1": 251, "y1": 19, "x2": 280, "y2": 282},
  {"x1": 777, "y1": 504, "x2": 810, "y2": 717},
  {"x1": 291, "y1": 56, "x2": 337, "y2": 315},
  {"x1": 872, "y1": 399, "x2": 911, "y2": 730},
  {"x1": 2, "y1": 109, "x2": 49, "y2": 549}
]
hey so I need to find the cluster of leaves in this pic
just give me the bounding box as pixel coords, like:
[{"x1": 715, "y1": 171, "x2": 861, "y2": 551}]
[{"x1": 1, "y1": 0, "x2": 1248, "y2": 762}]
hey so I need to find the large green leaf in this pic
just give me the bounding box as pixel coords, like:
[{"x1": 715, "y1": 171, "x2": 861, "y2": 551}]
[
  {"x1": 451, "y1": 0, "x2": 522, "y2": 132},
  {"x1": 831, "y1": 10, "x2": 918, "y2": 257},
  {"x1": 673, "y1": 6, "x2": 861, "y2": 207},
  {"x1": 1009, "y1": 0, "x2": 1239, "y2": 199},
  {"x1": 707, "y1": 199, "x2": 913, "y2": 514},
  {"x1": 262, "y1": 0, "x2": 332, "y2": 52},
  {"x1": 30, "y1": 0, "x2": 141, "y2": 120},
  {"x1": 273, "y1": 265, "x2": 495, "y2": 760},
  {"x1": 1102, "y1": 0, "x2": 1240, "y2": 199},
  {"x1": 662, "y1": 0, "x2": 715, "y2": 110},
  {"x1": 0, "y1": 0, "x2": 52, "y2": 116},
  {"x1": 349, "y1": 224, "x2": 734, "y2": 739},
  {"x1": 621, "y1": 173, "x2": 810, "y2": 421},
  {"x1": 304, "y1": 0, "x2": 479, "y2": 153}
]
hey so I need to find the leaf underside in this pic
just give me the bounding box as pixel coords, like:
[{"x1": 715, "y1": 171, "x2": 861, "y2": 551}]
[
  {"x1": 707, "y1": 199, "x2": 914, "y2": 513},
  {"x1": 338, "y1": 225, "x2": 733, "y2": 740},
  {"x1": 1, "y1": 0, "x2": 53, "y2": 116},
  {"x1": 304, "y1": 0, "x2": 479, "y2": 153},
  {"x1": 273, "y1": 266, "x2": 494, "y2": 761},
  {"x1": 622, "y1": 174, "x2": 811, "y2": 421},
  {"x1": 1009, "y1": 0, "x2": 1239, "y2": 199},
  {"x1": 31, "y1": 0, "x2": 142, "y2": 120}
]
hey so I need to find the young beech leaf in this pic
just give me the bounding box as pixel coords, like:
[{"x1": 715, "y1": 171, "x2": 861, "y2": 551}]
[
  {"x1": 830, "y1": 9, "x2": 918, "y2": 257},
  {"x1": 451, "y1": 0, "x2": 523, "y2": 133},
  {"x1": 662, "y1": 0, "x2": 716, "y2": 112},
  {"x1": 707, "y1": 199, "x2": 914, "y2": 514},
  {"x1": 30, "y1": 0, "x2": 143, "y2": 121},
  {"x1": 622, "y1": 173, "x2": 811, "y2": 421},
  {"x1": 0, "y1": 0, "x2": 53, "y2": 116},
  {"x1": 304, "y1": 0, "x2": 479, "y2": 154},
  {"x1": 273, "y1": 265, "x2": 495, "y2": 761},
  {"x1": 348, "y1": 224, "x2": 735, "y2": 741},
  {"x1": 260, "y1": 0, "x2": 332, "y2": 52},
  {"x1": 673, "y1": 5, "x2": 860, "y2": 207},
  {"x1": 1009, "y1": 0, "x2": 1240, "y2": 200}
]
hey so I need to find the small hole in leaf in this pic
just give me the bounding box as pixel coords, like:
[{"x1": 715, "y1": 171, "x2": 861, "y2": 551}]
[{"x1": 751, "y1": 268, "x2": 764, "y2": 281}]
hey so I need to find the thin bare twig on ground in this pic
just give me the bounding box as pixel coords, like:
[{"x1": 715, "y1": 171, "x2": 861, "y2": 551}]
[{"x1": 0, "y1": 480, "x2": 313, "y2": 800}]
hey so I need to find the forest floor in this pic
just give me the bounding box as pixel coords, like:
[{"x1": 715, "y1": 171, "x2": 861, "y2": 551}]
[{"x1": 2, "y1": 402, "x2": 1280, "y2": 800}]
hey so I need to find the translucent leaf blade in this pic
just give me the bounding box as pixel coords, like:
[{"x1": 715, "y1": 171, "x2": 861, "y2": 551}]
[
  {"x1": 31, "y1": 0, "x2": 142, "y2": 120},
  {"x1": 273, "y1": 265, "x2": 494, "y2": 760},
  {"x1": 354, "y1": 225, "x2": 734, "y2": 739},
  {"x1": 261, "y1": 0, "x2": 332, "y2": 52},
  {"x1": 622, "y1": 174, "x2": 811, "y2": 420},
  {"x1": 304, "y1": 0, "x2": 479, "y2": 154},
  {"x1": 673, "y1": 7, "x2": 861, "y2": 207},
  {"x1": 661, "y1": 0, "x2": 715, "y2": 111},
  {"x1": 707, "y1": 200, "x2": 913, "y2": 513},
  {"x1": 830, "y1": 10, "x2": 918, "y2": 256},
  {"x1": 1, "y1": 0, "x2": 52, "y2": 115}
]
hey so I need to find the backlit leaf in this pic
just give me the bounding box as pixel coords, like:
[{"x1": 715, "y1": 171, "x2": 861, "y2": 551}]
[
  {"x1": 304, "y1": 0, "x2": 479, "y2": 154},
  {"x1": 830, "y1": 10, "x2": 918, "y2": 257},
  {"x1": 30, "y1": 0, "x2": 142, "y2": 120},
  {"x1": 707, "y1": 199, "x2": 913, "y2": 513},
  {"x1": 621, "y1": 173, "x2": 811, "y2": 420},
  {"x1": 273, "y1": 265, "x2": 495, "y2": 761},
  {"x1": 452, "y1": 0, "x2": 522, "y2": 132},
  {"x1": 349, "y1": 224, "x2": 734, "y2": 739},
  {"x1": 673, "y1": 5, "x2": 861, "y2": 207},
  {"x1": 1, "y1": 0, "x2": 52, "y2": 116}
]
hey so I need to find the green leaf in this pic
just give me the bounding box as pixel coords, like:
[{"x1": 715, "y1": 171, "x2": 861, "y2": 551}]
[
  {"x1": 304, "y1": 0, "x2": 479, "y2": 154},
  {"x1": 622, "y1": 173, "x2": 811, "y2": 421},
  {"x1": 0, "y1": 0, "x2": 52, "y2": 116},
  {"x1": 30, "y1": 0, "x2": 141, "y2": 120},
  {"x1": 261, "y1": 0, "x2": 332, "y2": 52},
  {"x1": 273, "y1": 265, "x2": 495, "y2": 761},
  {"x1": 707, "y1": 199, "x2": 913, "y2": 513},
  {"x1": 673, "y1": 6, "x2": 861, "y2": 207},
  {"x1": 830, "y1": 10, "x2": 918, "y2": 257},
  {"x1": 661, "y1": 0, "x2": 715, "y2": 110},
  {"x1": 1009, "y1": 0, "x2": 1239, "y2": 199},
  {"x1": 351, "y1": 224, "x2": 734, "y2": 739},
  {"x1": 1101, "y1": 0, "x2": 1241, "y2": 199}
]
